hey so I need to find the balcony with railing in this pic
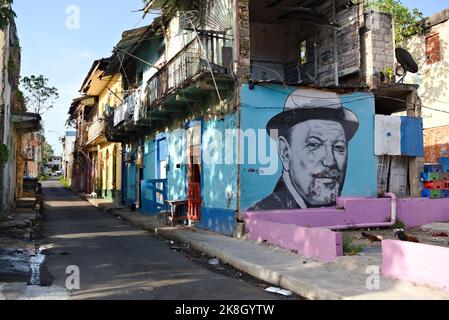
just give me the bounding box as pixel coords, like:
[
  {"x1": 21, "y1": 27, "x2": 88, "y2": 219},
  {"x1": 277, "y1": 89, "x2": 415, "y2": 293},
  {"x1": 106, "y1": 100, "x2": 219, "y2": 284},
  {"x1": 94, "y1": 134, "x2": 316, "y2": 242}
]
[
  {"x1": 86, "y1": 117, "x2": 106, "y2": 145},
  {"x1": 146, "y1": 34, "x2": 233, "y2": 112},
  {"x1": 106, "y1": 88, "x2": 149, "y2": 142}
]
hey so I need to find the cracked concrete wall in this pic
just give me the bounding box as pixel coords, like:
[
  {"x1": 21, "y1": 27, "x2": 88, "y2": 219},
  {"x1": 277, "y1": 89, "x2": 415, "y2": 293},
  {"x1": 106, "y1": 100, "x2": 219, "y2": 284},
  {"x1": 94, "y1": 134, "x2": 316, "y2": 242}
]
[
  {"x1": 361, "y1": 10, "x2": 396, "y2": 88},
  {"x1": 1, "y1": 19, "x2": 21, "y2": 215}
]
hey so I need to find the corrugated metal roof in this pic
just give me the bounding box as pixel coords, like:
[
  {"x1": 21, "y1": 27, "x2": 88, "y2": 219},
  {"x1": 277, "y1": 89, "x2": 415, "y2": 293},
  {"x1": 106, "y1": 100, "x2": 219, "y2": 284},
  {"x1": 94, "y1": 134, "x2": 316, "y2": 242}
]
[
  {"x1": 79, "y1": 58, "x2": 111, "y2": 94},
  {"x1": 104, "y1": 18, "x2": 163, "y2": 77}
]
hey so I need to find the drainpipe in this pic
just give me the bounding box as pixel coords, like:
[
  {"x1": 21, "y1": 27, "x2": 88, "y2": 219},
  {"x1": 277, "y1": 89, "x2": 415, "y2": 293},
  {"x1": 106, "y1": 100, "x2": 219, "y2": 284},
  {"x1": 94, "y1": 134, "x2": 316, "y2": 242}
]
[{"x1": 322, "y1": 193, "x2": 397, "y2": 231}]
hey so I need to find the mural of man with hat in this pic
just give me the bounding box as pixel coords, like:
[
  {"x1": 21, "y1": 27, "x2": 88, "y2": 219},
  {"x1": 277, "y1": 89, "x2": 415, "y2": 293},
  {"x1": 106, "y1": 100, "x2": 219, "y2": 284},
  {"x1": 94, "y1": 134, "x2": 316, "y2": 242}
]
[{"x1": 248, "y1": 88, "x2": 359, "y2": 211}]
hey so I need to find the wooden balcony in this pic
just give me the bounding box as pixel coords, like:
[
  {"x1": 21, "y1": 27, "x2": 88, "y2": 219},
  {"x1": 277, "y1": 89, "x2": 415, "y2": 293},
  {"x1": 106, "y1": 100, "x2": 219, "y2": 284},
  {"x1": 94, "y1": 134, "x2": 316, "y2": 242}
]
[{"x1": 86, "y1": 117, "x2": 106, "y2": 146}]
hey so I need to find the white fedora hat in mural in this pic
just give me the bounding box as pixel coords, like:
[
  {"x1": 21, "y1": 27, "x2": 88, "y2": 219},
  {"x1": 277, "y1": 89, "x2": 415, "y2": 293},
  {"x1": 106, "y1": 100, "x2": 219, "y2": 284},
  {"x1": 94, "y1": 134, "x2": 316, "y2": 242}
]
[{"x1": 267, "y1": 88, "x2": 360, "y2": 140}]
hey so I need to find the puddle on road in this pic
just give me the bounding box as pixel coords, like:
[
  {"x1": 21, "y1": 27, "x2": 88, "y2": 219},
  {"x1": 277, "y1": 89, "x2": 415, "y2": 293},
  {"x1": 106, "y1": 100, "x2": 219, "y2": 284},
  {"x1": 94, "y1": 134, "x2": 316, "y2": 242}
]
[{"x1": 0, "y1": 247, "x2": 53, "y2": 286}]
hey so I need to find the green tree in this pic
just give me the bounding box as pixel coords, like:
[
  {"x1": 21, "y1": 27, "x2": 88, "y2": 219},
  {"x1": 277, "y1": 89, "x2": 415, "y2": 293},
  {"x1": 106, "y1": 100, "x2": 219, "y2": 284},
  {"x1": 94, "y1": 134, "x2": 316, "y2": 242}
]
[
  {"x1": 41, "y1": 141, "x2": 54, "y2": 164},
  {"x1": 366, "y1": 0, "x2": 424, "y2": 46},
  {"x1": 21, "y1": 75, "x2": 59, "y2": 115},
  {"x1": 0, "y1": 0, "x2": 16, "y2": 31}
]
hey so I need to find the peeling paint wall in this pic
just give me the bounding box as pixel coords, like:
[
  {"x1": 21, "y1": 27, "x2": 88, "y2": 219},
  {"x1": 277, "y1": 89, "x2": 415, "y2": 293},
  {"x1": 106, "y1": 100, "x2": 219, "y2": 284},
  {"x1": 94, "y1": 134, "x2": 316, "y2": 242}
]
[
  {"x1": 1, "y1": 21, "x2": 17, "y2": 214},
  {"x1": 404, "y1": 12, "x2": 449, "y2": 162}
]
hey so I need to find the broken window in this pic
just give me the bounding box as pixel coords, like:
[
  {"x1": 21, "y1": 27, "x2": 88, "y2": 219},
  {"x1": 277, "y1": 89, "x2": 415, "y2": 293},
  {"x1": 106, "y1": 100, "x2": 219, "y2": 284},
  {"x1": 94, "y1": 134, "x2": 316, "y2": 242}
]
[{"x1": 249, "y1": 0, "x2": 363, "y2": 85}]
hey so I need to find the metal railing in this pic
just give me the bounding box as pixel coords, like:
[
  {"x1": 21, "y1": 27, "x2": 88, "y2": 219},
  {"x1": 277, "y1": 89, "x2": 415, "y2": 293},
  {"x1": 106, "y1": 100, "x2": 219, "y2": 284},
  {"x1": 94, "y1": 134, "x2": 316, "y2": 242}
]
[
  {"x1": 87, "y1": 118, "x2": 105, "y2": 143},
  {"x1": 147, "y1": 35, "x2": 229, "y2": 107},
  {"x1": 112, "y1": 88, "x2": 144, "y2": 128}
]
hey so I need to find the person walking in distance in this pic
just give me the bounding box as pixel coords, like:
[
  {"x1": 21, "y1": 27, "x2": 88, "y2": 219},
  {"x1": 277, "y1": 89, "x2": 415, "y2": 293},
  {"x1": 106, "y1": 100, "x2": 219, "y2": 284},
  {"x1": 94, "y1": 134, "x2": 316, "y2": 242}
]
[{"x1": 34, "y1": 183, "x2": 45, "y2": 212}]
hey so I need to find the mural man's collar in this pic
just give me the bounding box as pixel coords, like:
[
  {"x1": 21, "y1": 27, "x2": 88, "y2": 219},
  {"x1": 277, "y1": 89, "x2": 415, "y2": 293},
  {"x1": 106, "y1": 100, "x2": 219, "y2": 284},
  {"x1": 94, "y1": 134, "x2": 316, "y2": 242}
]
[{"x1": 282, "y1": 171, "x2": 307, "y2": 209}]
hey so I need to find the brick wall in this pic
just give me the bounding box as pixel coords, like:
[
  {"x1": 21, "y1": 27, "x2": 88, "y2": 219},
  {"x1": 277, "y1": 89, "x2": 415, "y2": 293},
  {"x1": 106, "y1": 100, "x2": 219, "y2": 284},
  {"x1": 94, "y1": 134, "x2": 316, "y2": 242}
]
[
  {"x1": 425, "y1": 32, "x2": 441, "y2": 64},
  {"x1": 423, "y1": 125, "x2": 449, "y2": 163}
]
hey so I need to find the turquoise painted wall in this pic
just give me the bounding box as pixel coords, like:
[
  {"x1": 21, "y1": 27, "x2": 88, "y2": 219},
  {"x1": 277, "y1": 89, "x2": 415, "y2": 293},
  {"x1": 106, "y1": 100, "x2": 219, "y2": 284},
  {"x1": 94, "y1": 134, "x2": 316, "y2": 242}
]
[
  {"x1": 240, "y1": 84, "x2": 378, "y2": 210},
  {"x1": 143, "y1": 138, "x2": 157, "y2": 180},
  {"x1": 167, "y1": 128, "x2": 187, "y2": 200},
  {"x1": 202, "y1": 114, "x2": 239, "y2": 210},
  {"x1": 139, "y1": 114, "x2": 239, "y2": 234},
  {"x1": 199, "y1": 114, "x2": 239, "y2": 235},
  {"x1": 136, "y1": 39, "x2": 164, "y2": 85},
  {"x1": 126, "y1": 161, "x2": 137, "y2": 205}
]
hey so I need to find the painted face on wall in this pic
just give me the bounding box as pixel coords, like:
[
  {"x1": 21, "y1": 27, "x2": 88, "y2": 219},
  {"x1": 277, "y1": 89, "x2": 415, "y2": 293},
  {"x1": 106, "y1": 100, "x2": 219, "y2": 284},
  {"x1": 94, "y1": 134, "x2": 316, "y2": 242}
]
[{"x1": 279, "y1": 120, "x2": 348, "y2": 207}]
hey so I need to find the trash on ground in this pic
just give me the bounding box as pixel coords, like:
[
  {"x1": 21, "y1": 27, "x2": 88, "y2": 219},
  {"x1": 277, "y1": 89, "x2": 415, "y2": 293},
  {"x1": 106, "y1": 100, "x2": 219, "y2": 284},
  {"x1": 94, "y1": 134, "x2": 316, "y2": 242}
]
[
  {"x1": 208, "y1": 258, "x2": 220, "y2": 266},
  {"x1": 265, "y1": 287, "x2": 292, "y2": 296},
  {"x1": 432, "y1": 232, "x2": 449, "y2": 237}
]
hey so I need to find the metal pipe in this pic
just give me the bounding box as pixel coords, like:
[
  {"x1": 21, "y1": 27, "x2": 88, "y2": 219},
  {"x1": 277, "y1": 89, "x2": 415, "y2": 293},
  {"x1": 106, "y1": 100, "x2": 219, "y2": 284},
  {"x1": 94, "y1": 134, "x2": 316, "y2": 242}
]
[{"x1": 321, "y1": 193, "x2": 397, "y2": 231}]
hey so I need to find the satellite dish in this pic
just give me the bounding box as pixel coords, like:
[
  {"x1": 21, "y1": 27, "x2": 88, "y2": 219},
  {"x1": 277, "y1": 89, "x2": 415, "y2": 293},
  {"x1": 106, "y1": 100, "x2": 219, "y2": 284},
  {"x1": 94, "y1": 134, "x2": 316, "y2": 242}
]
[{"x1": 395, "y1": 48, "x2": 419, "y2": 83}]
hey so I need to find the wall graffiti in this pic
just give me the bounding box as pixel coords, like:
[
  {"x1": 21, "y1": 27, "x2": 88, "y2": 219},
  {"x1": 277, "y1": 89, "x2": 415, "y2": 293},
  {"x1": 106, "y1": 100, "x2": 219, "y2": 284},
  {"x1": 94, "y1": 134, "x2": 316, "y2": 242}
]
[{"x1": 241, "y1": 85, "x2": 378, "y2": 211}]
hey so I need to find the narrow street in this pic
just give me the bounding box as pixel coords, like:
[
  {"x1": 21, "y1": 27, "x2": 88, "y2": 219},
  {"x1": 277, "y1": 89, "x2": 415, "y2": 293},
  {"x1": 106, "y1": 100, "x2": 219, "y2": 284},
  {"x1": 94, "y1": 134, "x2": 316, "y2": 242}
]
[{"x1": 41, "y1": 178, "x2": 278, "y2": 300}]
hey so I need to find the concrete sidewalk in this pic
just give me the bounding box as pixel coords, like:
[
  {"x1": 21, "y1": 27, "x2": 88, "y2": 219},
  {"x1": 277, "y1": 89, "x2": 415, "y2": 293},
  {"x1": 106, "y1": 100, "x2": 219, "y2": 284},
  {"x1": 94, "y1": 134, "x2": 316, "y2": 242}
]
[{"x1": 86, "y1": 198, "x2": 449, "y2": 300}]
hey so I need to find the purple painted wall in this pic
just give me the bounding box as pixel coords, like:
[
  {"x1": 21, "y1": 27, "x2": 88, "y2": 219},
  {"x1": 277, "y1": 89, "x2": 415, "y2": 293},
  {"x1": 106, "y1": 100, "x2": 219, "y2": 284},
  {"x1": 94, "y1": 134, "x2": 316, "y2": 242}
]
[
  {"x1": 382, "y1": 240, "x2": 449, "y2": 294},
  {"x1": 244, "y1": 197, "x2": 449, "y2": 229},
  {"x1": 245, "y1": 218, "x2": 343, "y2": 262}
]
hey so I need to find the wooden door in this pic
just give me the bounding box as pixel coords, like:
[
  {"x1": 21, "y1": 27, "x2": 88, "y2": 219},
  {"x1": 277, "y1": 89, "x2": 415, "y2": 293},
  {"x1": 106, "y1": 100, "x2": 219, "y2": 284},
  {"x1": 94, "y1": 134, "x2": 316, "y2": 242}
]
[{"x1": 186, "y1": 124, "x2": 202, "y2": 221}]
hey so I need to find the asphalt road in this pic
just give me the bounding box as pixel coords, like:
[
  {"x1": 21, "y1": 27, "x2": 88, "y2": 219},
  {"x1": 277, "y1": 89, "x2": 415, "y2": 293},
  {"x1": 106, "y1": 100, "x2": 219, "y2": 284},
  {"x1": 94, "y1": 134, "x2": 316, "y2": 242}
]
[{"x1": 41, "y1": 179, "x2": 277, "y2": 300}]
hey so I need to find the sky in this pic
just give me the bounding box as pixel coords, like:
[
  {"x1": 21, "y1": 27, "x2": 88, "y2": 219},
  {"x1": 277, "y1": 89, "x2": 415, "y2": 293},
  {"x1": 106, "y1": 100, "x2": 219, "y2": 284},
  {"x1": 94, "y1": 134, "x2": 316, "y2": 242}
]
[
  {"x1": 13, "y1": 0, "x2": 449, "y2": 155},
  {"x1": 14, "y1": 0, "x2": 157, "y2": 155},
  {"x1": 401, "y1": 0, "x2": 449, "y2": 17}
]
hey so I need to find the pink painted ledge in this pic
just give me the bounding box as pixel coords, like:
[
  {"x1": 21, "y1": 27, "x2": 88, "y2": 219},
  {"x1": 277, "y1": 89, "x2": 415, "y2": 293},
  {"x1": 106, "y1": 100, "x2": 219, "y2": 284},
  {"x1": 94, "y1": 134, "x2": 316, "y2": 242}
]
[
  {"x1": 245, "y1": 218, "x2": 343, "y2": 262},
  {"x1": 382, "y1": 240, "x2": 449, "y2": 294},
  {"x1": 243, "y1": 197, "x2": 449, "y2": 229}
]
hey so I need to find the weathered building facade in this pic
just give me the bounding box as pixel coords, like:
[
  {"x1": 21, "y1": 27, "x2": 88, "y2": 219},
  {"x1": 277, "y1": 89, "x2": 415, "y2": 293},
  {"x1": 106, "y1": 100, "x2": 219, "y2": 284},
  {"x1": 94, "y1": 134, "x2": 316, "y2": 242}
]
[
  {"x1": 1, "y1": 9, "x2": 41, "y2": 215},
  {"x1": 87, "y1": 0, "x2": 424, "y2": 237},
  {"x1": 69, "y1": 60, "x2": 123, "y2": 202},
  {"x1": 61, "y1": 131, "x2": 76, "y2": 183},
  {"x1": 404, "y1": 8, "x2": 449, "y2": 163}
]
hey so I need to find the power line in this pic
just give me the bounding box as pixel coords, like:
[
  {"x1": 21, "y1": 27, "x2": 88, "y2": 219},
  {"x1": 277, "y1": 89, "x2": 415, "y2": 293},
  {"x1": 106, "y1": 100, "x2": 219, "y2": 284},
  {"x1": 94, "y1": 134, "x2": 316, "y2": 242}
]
[{"x1": 420, "y1": 95, "x2": 449, "y2": 106}]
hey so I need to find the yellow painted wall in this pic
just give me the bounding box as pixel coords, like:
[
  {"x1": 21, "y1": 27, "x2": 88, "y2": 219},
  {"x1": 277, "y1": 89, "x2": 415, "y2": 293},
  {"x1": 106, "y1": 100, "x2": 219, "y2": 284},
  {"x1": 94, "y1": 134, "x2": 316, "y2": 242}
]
[
  {"x1": 99, "y1": 143, "x2": 122, "y2": 191},
  {"x1": 97, "y1": 74, "x2": 123, "y2": 193}
]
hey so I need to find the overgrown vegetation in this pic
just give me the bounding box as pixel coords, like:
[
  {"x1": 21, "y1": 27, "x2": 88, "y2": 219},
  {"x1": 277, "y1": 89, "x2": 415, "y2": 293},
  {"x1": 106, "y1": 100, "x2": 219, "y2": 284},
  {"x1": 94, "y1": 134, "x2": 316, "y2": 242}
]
[
  {"x1": 365, "y1": 0, "x2": 424, "y2": 46},
  {"x1": 41, "y1": 141, "x2": 54, "y2": 165},
  {"x1": 59, "y1": 177, "x2": 69, "y2": 188},
  {"x1": 0, "y1": 144, "x2": 8, "y2": 165},
  {"x1": 343, "y1": 236, "x2": 365, "y2": 256},
  {"x1": 385, "y1": 217, "x2": 406, "y2": 229},
  {"x1": 38, "y1": 174, "x2": 50, "y2": 182},
  {"x1": 0, "y1": 0, "x2": 16, "y2": 31}
]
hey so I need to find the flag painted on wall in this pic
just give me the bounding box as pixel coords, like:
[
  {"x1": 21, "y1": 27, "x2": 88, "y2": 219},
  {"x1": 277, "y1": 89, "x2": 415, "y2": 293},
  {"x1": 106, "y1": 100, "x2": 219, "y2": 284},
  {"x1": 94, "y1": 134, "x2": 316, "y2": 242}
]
[{"x1": 375, "y1": 115, "x2": 424, "y2": 157}]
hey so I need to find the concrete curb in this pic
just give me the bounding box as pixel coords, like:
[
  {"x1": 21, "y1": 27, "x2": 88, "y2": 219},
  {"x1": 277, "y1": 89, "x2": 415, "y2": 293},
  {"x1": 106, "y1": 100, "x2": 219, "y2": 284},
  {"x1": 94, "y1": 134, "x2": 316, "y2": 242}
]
[
  {"x1": 85, "y1": 201, "x2": 449, "y2": 300},
  {"x1": 104, "y1": 208, "x2": 346, "y2": 300}
]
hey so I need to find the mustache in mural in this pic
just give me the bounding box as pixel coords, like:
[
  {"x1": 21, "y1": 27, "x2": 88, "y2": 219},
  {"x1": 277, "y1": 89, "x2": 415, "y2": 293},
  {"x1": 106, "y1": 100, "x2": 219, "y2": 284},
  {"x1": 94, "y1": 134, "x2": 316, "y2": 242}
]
[{"x1": 312, "y1": 168, "x2": 342, "y2": 180}]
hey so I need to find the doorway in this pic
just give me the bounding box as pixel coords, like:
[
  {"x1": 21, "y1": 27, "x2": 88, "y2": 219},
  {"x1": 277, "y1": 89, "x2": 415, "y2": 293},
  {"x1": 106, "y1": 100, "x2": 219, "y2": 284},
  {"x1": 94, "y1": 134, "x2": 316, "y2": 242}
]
[{"x1": 186, "y1": 122, "x2": 202, "y2": 222}]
